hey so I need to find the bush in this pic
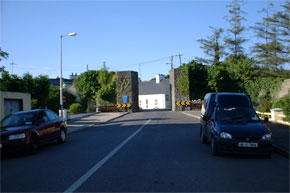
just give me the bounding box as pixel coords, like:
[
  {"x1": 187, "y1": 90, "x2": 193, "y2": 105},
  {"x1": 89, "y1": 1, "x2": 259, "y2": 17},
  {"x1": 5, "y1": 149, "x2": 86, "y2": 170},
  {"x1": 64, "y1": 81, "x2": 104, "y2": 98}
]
[
  {"x1": 272, "y1": 95, "x2": 290, "y2": 122},
  {"x1": 70, "y1": 103, "x2": 82, "y2": 114},
  {"x1": 257, "y1": 100, "x2": 272, "y2": 112}
]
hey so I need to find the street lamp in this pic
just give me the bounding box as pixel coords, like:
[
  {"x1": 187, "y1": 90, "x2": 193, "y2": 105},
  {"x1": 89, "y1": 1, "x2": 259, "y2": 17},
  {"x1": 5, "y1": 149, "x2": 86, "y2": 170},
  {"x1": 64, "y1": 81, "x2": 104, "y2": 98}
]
[{"x1": 60, "y1": 32, "x2": 77, "y2": 118}]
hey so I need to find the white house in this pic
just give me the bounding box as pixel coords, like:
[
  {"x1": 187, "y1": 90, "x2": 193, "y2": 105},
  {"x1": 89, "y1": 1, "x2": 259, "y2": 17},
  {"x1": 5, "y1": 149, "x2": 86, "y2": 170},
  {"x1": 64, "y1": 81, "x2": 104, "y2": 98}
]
[{"x1": 139, "y1": 74, "x2": 172, "y2": 110}]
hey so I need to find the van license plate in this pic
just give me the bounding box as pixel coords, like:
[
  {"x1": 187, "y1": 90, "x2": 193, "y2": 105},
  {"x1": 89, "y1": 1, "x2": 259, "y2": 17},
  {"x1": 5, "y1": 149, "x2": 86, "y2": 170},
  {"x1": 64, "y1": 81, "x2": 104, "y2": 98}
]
[{"x1": 238, "y1": 142, "x2": 258, "y2": 148}]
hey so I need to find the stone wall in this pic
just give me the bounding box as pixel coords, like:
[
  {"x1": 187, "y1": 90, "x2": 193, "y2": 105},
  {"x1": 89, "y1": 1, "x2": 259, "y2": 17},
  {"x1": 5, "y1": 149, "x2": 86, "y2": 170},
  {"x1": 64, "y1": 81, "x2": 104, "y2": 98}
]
[
  {"x1": 277, "y1": 79, "x2": 290, "y2": 98},
  {"x1": 170, "y1": 68, "x2": 190, "y2": 111},
  {"x1": 116, "y1": 71, "x2": 139, "y2": 112}
]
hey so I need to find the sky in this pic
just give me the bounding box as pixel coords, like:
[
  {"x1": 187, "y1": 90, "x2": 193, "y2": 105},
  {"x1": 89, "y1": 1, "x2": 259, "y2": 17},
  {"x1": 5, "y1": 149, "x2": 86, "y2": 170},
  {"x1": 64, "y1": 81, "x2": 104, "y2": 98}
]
[{"x1": 0, "y1": 0, "x2": 287, "y2": 81}]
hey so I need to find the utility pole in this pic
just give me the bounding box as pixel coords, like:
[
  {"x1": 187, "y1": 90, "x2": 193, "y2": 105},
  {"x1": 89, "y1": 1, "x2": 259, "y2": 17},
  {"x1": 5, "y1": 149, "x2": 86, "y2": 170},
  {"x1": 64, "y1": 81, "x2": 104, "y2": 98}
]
[
  {"x1": 139, "y1": 64, "x2": 142, "y2": 80},
  {"x1": 10, "y1": 61, "x2": 16, "y2": 74},
  {"x1": 86, "y1": 64, "x2": 88, "y2": 71},
  {"x1": 171, "y1": 56, "x2": 174, "y2": 69},
  {"x1": 176, "y1": 53, "x2": 183, "y2": 66}
]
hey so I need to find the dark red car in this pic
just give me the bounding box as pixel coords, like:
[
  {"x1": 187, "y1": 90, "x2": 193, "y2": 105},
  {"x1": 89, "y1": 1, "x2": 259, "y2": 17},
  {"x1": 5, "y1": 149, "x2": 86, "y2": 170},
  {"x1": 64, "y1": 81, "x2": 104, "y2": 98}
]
[{"x1": 0, "y1": 109, "x2": 67, "y2": 154}]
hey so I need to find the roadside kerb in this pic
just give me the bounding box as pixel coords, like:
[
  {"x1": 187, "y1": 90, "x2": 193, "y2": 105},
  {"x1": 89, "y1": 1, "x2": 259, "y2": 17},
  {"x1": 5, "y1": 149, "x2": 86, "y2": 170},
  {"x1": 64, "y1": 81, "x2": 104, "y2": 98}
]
[
  {"x1": 182, "y1": 111, "x2": 289, "y2": 159},
  {"x1": 67, "y1": 112, "x2": 129, "y2": 134},
  {"x1": 68, "y1": 112, "x2": 98, "y2": 121}
]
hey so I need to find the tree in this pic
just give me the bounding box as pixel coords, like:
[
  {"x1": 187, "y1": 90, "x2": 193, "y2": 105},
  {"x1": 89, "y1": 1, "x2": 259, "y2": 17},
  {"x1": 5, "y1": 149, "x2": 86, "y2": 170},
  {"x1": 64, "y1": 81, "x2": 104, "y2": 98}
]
[
  {"x1": 207, "y1": 64, "x2": 242, "y2": 92},
  {"x1": 0, "y1": 47, "x2": 9, "y2": 62},
  {"x1": 250, "y1": 3, "x2": 274, "y2": 69},
  {"x1": 224, "y1": 0, "x2": 247, "y2": 56},
  {"x1": 31, "y1": 75, "x2": 50, "y2": 109},
  {"x1": 272, "y1": 0, "x2": 290, "y2": 66},
  {"x1": 251, "y1": 1, "x2": 289, "y2": 73},
  {"x1": 97, "y1": 64, "x2": 117, "y2": 106},
  {"x1": 196, "y1": 27, "x2": 225, "y2": 66},
  {"x1": 73, "y1": 70, "x2": 100, "y2": 108},
  {"x1": 47, "y1": 85, "x2": 76, "y2": 113},
  {"x1": 182, "y1": 61, "x2": 209, "y2": 99},
  {"x1": 0, "y1": 72, "x2": 51, "y2": 109},
  {"x1": 0, "y1": 71, "x2": 22, "y2": 91}
]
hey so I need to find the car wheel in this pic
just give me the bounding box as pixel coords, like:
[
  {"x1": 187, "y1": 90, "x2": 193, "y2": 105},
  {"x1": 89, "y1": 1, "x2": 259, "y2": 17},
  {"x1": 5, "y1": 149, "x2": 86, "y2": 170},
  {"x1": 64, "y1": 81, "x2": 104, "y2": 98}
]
[
  {"x1": 211, "y1": 137, "x2": 219, "y2": 156},
  {"x1": 29, "y1": 135, "x2": 39, "y2": 154},
  {"x1": 58, "y1": 129, "x2": 66, "y2": 144},
  {"x1": 201, "y1": 127, "x2": 208, "y2": 144}
]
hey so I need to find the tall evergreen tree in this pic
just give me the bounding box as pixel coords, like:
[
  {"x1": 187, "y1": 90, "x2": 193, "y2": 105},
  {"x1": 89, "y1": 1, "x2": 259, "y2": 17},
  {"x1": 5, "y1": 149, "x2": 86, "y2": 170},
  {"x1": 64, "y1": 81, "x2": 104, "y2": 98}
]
[
  {"x1": 272, "y1": 0, "x2": 290, "y2": 65},
  {"x1": 251, "y1": 3, "x2": 274, "y2": 69},
  {"x1": 251, "y1": 1, "x2": 288, "y2": 73},
  {"x1": 195, "y1": 27, "x2": 225, "y2": 66},
  {"x1": 224, "y1": 0, "x2": 247, "y2": 56}
]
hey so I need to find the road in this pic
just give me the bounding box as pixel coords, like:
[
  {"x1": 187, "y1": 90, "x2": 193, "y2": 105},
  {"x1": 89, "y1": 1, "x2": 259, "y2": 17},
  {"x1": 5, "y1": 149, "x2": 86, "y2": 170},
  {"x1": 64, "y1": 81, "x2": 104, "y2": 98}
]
[{"x1": 1, "y1": 110, "x2": 289, "y2": 192}]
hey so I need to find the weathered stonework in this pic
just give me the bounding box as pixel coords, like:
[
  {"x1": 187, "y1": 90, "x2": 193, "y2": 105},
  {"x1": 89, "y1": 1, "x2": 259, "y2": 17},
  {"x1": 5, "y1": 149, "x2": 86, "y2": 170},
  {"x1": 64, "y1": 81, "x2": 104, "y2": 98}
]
[
  {"x1": 170, "y1": 68, "x2": 190, "y2": 111},
  {"x1": 116, "y1": 71, "x2": 139, "y2": 112},
  {"x1": 277, "y1": 79, "x2": 290, "y2": 98}
]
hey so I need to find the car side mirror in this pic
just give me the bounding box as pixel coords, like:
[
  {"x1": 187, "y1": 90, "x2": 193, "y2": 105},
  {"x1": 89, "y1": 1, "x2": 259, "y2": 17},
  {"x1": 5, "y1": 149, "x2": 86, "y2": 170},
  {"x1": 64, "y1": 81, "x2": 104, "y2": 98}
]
[{"x1": 264, "y1": 117, "x2": 269, "y2": 123}]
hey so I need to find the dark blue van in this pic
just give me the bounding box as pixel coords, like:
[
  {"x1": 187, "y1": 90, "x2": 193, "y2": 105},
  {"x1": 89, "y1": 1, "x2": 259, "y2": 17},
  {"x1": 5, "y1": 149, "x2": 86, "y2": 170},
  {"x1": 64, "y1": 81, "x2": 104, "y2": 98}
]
[{"x1": 200, "y1": 93, "x2": 272, "y2": 156}]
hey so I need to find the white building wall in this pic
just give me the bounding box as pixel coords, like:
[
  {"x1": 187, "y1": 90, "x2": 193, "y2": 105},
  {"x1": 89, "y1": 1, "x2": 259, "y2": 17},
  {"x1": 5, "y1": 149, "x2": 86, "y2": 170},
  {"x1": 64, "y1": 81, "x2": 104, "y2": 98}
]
[{"x1": 139, "y1": 94, "x2": 166, "y2": 109}]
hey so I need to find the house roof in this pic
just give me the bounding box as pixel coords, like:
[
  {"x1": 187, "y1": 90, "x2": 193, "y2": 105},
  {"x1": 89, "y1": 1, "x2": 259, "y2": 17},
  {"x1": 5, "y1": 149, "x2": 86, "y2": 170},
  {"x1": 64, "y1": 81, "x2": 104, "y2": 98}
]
[
  {"x1": 139, "y1": 79, "x2": 170, "y2": 95},
  {"x1": 49, "y1": 78, "x2": 73, "y2": 87}
]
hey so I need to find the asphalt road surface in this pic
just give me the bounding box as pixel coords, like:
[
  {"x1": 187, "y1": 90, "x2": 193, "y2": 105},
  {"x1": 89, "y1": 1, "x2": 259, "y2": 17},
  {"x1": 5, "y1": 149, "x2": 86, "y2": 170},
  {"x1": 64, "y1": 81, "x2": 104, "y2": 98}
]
[{"x1": 1, "y1": 110, "x2": 289, "y2": 192}]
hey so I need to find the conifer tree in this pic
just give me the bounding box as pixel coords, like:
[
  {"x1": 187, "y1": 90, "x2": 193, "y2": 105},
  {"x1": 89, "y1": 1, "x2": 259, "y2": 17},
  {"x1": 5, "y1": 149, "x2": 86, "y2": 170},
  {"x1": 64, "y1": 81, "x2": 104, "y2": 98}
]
[
  {"x1": 251, "y1": 1, "x2": 289, "y2": 73},
  {"x1": 195, "y1": 27, "x2": 225, "y2": 66},
  {"x1": 224, "y1": 0, "x2": 247, "y2": 56}
]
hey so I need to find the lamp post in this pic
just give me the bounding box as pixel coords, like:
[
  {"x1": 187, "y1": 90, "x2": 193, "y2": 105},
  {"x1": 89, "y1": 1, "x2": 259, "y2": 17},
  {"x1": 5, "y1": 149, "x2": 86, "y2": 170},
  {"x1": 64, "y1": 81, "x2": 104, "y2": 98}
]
[{"x1": 60, "y1": 32, "x2": 77, "y2": 118}]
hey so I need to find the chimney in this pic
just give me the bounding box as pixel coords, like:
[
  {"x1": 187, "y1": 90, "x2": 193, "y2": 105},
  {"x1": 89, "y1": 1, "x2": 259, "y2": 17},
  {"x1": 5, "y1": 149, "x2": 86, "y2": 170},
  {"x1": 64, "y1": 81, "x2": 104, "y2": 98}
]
[
  {"x1": 156, "y1": 73, "x2": 165, "y2": 83},
  {"x1": 156, "y1": 74, "x2": 160, "y2": 84}
]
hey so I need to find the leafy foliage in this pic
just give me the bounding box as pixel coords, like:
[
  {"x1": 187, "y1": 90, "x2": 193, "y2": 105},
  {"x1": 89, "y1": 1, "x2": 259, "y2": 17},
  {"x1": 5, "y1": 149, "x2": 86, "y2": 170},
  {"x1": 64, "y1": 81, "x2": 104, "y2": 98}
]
[
  {"x1": 73, "y1": 65, "x2": 117, "y2": 107},
  {"x1": 0, "y1": 47, "x2": 9, "y2": 62},
  {"x1": 196, "y1": 27, "x2": 225, "y2": 66},
  {"x1": 47, "y1": 85, "x2": 76, "y2": 113},
  {"x1": 0, "y1": 71, "x2": 51, "y2": 109},
  {"x1": 251, "y1": 2, "x2": 289, "y2": 72},
  {"x1": 73, "y1": 70, "x2": 100, "y2": 107},
  {"x1": 176, "y1": 66, "x2": 190, "y2": 95},
  {"x1": 186, "y1": 61, "x2": 209, "y2": 99},
  {"x1": 243, "y1": 77, "x2": 283, "y2": 106},
  {"x1": 224, "y1": 0, "x2": 247, "y2": 56},
  {"x1": 69, "y1": 103, "x2": 82, "y2": 114},
  {"x1": 257, "y1": 99, "x2": 273, "y2": 112},
  {"x1": 97, "y1": 64, "x2": 117, "y2": 106},
  {"x1": 272, "y1": 95, "x2": 290, "y2": 122}
]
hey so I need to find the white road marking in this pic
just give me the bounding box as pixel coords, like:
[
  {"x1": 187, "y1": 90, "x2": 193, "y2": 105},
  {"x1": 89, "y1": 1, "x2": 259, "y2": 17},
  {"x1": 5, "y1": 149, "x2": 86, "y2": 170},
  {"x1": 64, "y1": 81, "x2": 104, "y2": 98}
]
[
  {"x1": 182, "y1": 112, "x2": 200, "y2": 120},
  {"x1": 63, "y1": 119, "x2": 151, "y2": 193}
]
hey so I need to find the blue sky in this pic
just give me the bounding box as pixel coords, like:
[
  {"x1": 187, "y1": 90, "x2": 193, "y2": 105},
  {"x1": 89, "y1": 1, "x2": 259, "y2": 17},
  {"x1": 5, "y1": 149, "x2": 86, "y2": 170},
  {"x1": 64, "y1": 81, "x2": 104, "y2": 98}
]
[{"x1": 0, "y1": 0, "x2": 286, "y2": 81}]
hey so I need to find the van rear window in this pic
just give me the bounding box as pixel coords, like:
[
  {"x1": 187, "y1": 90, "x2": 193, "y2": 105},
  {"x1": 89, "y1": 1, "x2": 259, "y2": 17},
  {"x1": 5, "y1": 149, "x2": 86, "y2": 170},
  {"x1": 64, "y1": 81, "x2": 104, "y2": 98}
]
[{"x1": 217, "y1": 95, "x2": 251, "y2": 107}]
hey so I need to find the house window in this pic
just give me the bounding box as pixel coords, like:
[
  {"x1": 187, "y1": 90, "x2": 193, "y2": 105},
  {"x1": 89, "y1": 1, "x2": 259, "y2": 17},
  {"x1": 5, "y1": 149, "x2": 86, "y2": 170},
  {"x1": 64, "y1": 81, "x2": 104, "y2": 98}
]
[{"x1": 155, "y1": 99, "x2": 158, "y2": 106}]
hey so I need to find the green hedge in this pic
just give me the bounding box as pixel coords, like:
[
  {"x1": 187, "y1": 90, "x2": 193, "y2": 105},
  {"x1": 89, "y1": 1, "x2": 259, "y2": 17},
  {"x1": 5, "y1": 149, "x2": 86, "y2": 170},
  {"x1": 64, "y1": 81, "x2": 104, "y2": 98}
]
[
  {"x1": 272, "y1": 95, "x2": 290, "y2": 122},
  {"x1": 70, "y1": 103, "x2": 82, "y2": 114}
]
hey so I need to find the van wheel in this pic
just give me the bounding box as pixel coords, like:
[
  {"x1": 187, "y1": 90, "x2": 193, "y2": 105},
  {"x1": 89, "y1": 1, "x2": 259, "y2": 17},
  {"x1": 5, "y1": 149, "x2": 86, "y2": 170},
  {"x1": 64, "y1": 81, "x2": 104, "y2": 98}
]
[
  {"x1": 201, "y1": 127, "x2": 208, "y2": 144},
  {"x1": 211, "y1": 137, "x2": 219, "y2": 156},
  {"x1": 29, "y1": 135, "x2": 39, "y2": 154},
  {"x1": 58, "y1": 129, "x2": 66, "y2": 144}
]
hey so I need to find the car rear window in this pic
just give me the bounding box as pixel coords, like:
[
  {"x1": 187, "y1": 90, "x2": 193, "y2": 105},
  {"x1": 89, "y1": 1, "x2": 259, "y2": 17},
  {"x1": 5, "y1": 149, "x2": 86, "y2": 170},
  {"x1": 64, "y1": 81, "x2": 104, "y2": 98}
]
[{"x1": 217, "y1": 95, "x2": 251, "y2": 107}]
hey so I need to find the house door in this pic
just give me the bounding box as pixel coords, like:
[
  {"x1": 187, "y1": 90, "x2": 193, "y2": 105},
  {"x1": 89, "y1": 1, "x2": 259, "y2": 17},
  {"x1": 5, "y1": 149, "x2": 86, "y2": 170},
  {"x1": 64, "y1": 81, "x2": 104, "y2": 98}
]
[{"x1": 4, "y1": 99, "x2": 23, "y2": 117}]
